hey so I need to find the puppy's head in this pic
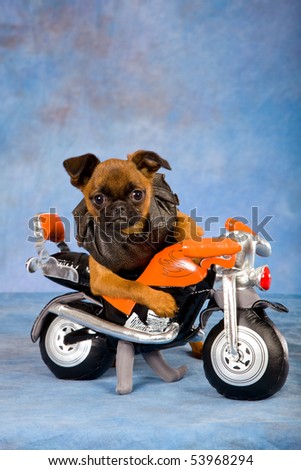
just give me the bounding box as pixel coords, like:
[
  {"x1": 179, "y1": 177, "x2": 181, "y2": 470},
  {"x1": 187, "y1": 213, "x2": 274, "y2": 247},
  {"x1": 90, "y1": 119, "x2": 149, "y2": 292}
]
[{"x1": 63, "y1": 150, "x2": 171, "y2": 233}]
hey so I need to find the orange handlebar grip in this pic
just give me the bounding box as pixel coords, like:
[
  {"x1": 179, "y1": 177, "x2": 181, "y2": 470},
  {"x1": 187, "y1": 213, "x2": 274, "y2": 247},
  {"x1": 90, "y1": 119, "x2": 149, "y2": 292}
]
[
  {"x1": 39, "y1": 213, "x2": 65, "y2": 243},
  {"x1": 225, "y1": 218, "x2": 256, "y2": 236},
  {"x1": 181, "y1": 237, "x2": 241, "y2": 259}
]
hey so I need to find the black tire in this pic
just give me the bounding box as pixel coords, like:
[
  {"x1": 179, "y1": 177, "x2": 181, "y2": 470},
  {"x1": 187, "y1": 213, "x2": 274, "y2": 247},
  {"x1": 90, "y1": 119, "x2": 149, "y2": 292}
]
[
  {"x1": 39, "y1": 315, "x2": 115, "y2": 380},
  {"x1": 203, "y1": 309, "x2": 289, "y2": 400}
]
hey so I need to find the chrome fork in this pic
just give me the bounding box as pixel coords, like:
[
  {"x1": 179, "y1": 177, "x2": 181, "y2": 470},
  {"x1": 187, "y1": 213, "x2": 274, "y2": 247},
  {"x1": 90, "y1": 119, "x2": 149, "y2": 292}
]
[{"x1": 222, "y1": 271, "x2": 240, "y2": 361}]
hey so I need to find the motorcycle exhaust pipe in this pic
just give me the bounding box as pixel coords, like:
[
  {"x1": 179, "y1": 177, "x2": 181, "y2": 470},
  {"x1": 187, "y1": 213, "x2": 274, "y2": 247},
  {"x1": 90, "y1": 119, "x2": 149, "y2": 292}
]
[{"x1": 48, "y1": 303, "x2": 180, "y2": 345}]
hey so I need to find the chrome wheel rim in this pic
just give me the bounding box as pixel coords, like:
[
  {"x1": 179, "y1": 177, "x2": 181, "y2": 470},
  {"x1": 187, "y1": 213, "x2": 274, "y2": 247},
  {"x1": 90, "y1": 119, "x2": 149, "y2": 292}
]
[
  {"x1": 210, "y1": 326, "x2": 269, "y2": 386},
  {"x1": 45, "y1": 317, "x2": 92, "y2": 367}
]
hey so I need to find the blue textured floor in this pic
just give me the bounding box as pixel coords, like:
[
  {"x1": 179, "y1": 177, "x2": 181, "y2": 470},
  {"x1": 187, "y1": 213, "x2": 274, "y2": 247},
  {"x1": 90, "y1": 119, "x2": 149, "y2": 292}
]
[{"x1": 0, "y1": 293, "x2": 300, "y2": 450}]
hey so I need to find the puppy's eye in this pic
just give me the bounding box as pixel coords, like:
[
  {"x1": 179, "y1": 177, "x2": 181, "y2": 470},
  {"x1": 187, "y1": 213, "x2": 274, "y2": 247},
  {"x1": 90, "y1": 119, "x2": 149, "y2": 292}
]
[
  {"x1": 131, "y1": 190, "x2": 144, "y2": 202},
  {"x1": 93, "y1": 194, "x2": 105, "y2": 206}
]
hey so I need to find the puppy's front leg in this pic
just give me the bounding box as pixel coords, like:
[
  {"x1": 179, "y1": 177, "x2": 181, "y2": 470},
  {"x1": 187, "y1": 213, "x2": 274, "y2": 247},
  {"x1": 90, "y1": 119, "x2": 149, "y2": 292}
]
[{"x1": 89, "y1": 257, "x2": 177, "y2": 318}]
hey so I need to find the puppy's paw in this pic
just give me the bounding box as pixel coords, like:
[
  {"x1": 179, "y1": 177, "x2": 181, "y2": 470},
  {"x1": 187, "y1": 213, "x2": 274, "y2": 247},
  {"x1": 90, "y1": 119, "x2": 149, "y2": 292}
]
[{"x1": 149, "y1": 291, "x2": 178, "y2": 318}]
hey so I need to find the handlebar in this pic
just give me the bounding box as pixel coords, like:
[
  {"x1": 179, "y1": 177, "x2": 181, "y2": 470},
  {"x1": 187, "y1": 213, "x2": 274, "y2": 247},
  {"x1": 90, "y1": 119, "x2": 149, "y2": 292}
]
[
  {"x1": 181, "y1": 237, "x2": 241, "y2": 259},
  {"x1": 225, "y1": 218, "x2": 271, "y2": 257}
]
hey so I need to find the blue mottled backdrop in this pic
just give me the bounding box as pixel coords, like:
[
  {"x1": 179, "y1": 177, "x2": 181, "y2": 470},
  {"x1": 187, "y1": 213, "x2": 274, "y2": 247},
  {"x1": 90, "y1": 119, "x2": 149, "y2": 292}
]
[{"x1": 1, "y1": 0, "x2": 300, "y2": 294}]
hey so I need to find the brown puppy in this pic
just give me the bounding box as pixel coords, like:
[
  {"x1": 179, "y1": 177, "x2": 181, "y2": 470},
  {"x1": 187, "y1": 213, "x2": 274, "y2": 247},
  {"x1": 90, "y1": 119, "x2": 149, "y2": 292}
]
[
  {"x1": 64, "y1": 150, "x2": 204, "y2": 393},
  {"x1": 63, "y1": 150, "x2": 200, "y2": 319}
]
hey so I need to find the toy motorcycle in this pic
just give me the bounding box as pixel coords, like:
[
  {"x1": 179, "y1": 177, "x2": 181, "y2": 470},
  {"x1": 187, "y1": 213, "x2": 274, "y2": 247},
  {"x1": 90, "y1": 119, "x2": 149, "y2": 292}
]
[{"x1": 27, "y1": 213, "x2": 289, "y2": 400}]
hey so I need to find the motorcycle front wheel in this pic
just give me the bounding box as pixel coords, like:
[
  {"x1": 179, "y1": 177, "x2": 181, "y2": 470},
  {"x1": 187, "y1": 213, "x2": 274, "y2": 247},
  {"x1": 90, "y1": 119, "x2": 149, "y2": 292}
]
[
  {"x1": 39, "y1": 314, "x2": 115, "y2": 380},
  {"x1": 203, "y1": 309, "x2": 289, "y2": 400}
]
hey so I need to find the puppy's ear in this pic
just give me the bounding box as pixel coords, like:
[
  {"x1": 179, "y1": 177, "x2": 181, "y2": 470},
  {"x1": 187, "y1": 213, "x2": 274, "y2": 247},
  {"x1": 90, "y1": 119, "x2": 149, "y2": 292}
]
[
  {"x1": 63, "y1": 153, "x2": 100, "y2": 189},
  {"x1": 128, "y1": 150, "x2": 171, "y2": 177}
]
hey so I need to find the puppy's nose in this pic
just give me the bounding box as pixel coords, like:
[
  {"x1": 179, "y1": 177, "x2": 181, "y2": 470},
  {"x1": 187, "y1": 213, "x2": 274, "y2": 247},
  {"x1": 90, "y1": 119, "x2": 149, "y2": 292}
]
[{"x1": 113, "y1": 204, "x2": 126, "y2": 216}]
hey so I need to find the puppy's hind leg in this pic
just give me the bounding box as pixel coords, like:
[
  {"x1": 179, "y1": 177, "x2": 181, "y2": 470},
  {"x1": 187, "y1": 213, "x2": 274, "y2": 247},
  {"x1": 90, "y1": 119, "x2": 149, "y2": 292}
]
[
  {"x1": 115, "y1": 340, "x2": 135, "y2": 395},
  {"x1": 142, "y1": 351, "x2": 188, "y2": 383}
]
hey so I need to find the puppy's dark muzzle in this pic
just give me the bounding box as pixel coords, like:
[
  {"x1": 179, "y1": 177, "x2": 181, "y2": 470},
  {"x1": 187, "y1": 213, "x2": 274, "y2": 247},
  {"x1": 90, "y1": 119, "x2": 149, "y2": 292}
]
[
  {"x1": 112, "y1": 204, "x2": 127, "y2": 217},
  {"x1": 106, "y1": 203, "x2": 140, "y2": 228},
  {"x1": 109, "y1": 217, "x2": 141, "y2": 229},
  {"x1": 108, "y1": 205, "x2": 128, "y2": 226}
]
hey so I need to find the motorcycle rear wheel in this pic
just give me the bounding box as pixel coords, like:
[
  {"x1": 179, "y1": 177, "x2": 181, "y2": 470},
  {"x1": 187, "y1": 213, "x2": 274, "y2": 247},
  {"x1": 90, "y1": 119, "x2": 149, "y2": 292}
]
[
  {"x1": 203, "y1": 309, "x2": 289, "y2": 400},
  {"x1": 39, "y1": 314, "x2": 115, "y2": 380}
]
